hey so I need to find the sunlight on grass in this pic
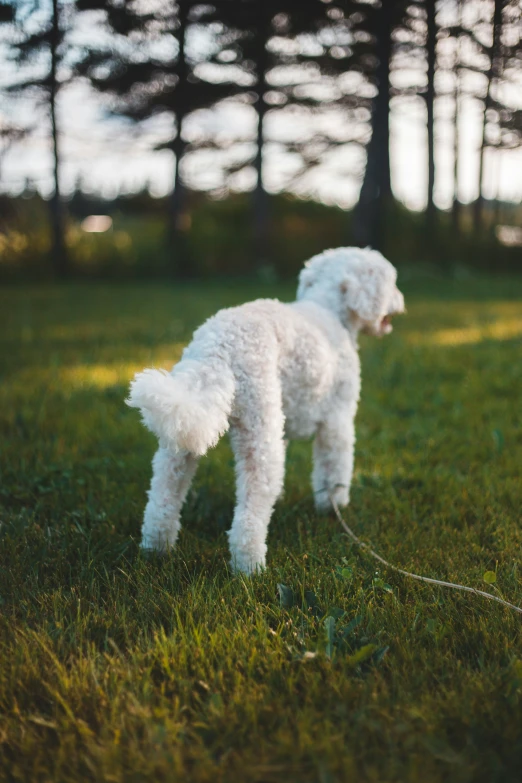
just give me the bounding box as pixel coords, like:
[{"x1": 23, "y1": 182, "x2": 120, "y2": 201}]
[
  {"x1": 409, "y1": 316, "x2": 522, "y2": 346},
  {"x1": 5, "y1": 345, "x2": 185, "y2": 391},
  {"x1": 60, "y1": 361, "x2": 166, "y2": 390},
  {"x1": 57, "y1": 348, "x2": 184, "y2": 390}
]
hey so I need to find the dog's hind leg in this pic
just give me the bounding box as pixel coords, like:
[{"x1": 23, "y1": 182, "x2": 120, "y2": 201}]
[
  {"x1": 227, "y1": 385, "x2": 285, "y2": 575},
  {"x1": 141, "y1": 447, "x2": 199, "y2": 552}
]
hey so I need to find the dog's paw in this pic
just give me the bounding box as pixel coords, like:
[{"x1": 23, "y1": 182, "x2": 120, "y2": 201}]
[
  {"x1": 314, "y1": 495, "x2": 332, "y2": 513},
  {"x1": 230, "y1": 559, "x2": 266, "y2": 576},
  {"x1": 140, "y1": 534, "x2": 176, "y2": 555},
  {"x1": 139, "y1": 545, "x2": 169, "y2": 562},
  {"x1": 314, "y1": 487, "x2": 349, "y2": 513},
  {"x1": 229, "y1": 550, "x2": 266, "y2": 576}
]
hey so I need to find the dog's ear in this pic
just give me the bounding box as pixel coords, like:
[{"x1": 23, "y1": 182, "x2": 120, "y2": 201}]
[
  {"x1": 339, "y1": 267, "x2": 388, "y2": 322},
  {"x1": 297, "y1": 263, "x2": 318, "y2": 298}
]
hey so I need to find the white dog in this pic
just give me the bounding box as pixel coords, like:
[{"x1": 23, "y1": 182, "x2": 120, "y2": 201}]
[{"x1": 127, "y1": 247, "x2": 405, "y2": 574}]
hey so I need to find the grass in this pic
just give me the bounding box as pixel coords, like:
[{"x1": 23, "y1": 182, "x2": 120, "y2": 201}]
[{"x1": 1, "y1": 274, "x2": 522, "y2": 782}]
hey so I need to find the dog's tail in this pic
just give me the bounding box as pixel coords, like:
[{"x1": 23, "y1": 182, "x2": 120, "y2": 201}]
[{"x1": 126, "y1": 358, "x2": 235, "y2": 456}]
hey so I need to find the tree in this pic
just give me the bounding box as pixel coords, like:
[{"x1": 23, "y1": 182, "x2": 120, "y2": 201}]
[
  {"x1": 5, "y1": 0, "x2": 71, "y2": 277},
  {"x1": 0, "y1": 2, "x2": 23, "y2": 184},
  {"x1": 280, "y1": 1, "x2": 380, "y2": 217},
  {"x1": 386, "y1": 0, "x2": 441, "y2": 240},
  {"x1": 352, "y1": 0, "x2": 396, "y2": 250},
  {"x1": 203, "y1": 1, "x2": 336, "y2": 266},
  {"x1": 474, "y1": 0, "x2": 504, "y2": 232},
  {"x1": 425, "y1": 0, "x2": 437, "y2": 233},
  {"x1": 450, "y1": 0, "x2": 521, "y2": 234},
  {"x1": 451, "y1": 0, "x2": 463, "y2": 235},
  {"x1": 76, "y1": 0, "x2": 242, "y2": 275},
  {"x1": 493, "y1": 1, "x2": 522, "y2": 157}
]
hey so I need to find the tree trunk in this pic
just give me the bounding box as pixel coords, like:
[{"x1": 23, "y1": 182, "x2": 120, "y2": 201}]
[
  {"x1": 252, "y1": 4, "x2": 270, "y2": 270},
  {"x1": 168, "y1": 0, "x2": 191, "y2": 278},
  {"x1": 474, "y1": 0, "x2": 503, "y2": 233},
  {"x1": 452, "y1": 70, "x2": 461, "y2": 234},
  {"x1": 426, "y1": 0, "x2": 436, "y2": 235},
  {"x1": 353, "y1": 0, "x2": 393, "y2": 251},
  {"x1": 492, "y1": 147, "x2": 501, "y2": 229},
  {"x1": 452, "y1": 2, "x2": 462, "y2": 236},
  {"x1": 49, "y1": 0, "x2": 68, "y2": 278}
]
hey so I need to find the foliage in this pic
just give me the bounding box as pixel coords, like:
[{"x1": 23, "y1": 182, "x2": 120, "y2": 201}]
[
  {"x1": 2, "y1": 0, "x2": 521, "y2": 272},
  {"x1": 1, "y1": 191, "x2": 521, "y2": 280},
  {"x1": 1, "y1": 278, "x2": 522, "y2": 781}
]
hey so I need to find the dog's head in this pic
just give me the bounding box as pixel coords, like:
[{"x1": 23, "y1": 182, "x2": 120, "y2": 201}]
[{"x1": 297, "y1": 247, "x2": 405, "y2": 337}]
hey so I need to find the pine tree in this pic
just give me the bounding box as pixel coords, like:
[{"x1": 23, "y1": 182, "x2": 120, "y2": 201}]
[
  {"x1": 425, "y1": 0, "x2": 437, "y2": 234},
  {"x1": 5, "y1": 0, "x2": 71, "y2": 277},
  {"x1": 449, "y1": 0, "x2": 521, "y2": 234},
  {"x1": 474, "y1": 0, "x2": 504, "y2": 232},
  {"x1": 352, "y1": 0, "x2": 397, "y2": 250},
  {"x1": 75, "y1": 0, "x2": 242, "y2": 275},
  {"x1": 451, "y1": 0, "x2": 463, "y2": 235},
  {"x1": 203, "y1": 0, "x2": 334, "y2": 267}
]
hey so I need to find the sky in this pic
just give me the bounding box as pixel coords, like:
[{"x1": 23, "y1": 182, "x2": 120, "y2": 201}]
[{"x1": 1, "y1": 3, "x2": 521, "y2": 212}]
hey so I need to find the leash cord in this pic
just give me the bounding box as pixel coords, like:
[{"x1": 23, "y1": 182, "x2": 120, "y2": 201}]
[{"x1": 330, "y1": 496, "x2": 522, "y2": 616}]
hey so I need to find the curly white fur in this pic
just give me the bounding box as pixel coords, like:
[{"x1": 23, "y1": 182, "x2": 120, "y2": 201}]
[{"x1": 127, "y1": 247, "x2": 405, "y2": 574}]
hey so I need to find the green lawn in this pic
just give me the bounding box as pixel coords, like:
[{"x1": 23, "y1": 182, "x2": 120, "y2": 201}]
[{"x1": 1, "y1": 276, "x2": 522, "y2": 782}]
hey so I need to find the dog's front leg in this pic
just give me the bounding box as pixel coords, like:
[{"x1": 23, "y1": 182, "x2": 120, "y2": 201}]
[{"x1": 312, "y1": 406, "x2": 356, "y2": 512}]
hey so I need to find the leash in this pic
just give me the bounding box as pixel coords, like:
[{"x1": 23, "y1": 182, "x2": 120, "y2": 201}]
[{"x1": 330, "y1": 495, "x2": 522, "y2": 616}]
